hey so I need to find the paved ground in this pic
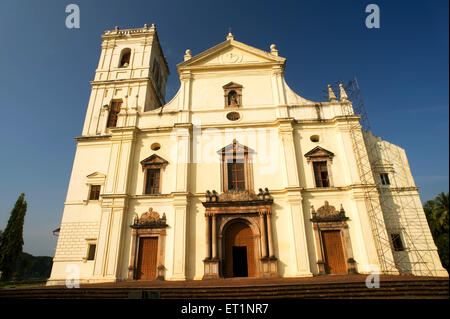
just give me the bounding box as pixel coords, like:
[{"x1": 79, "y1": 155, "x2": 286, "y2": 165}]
[{"x1": 47, "y1": 274, "x2": 448, "y2": 289}]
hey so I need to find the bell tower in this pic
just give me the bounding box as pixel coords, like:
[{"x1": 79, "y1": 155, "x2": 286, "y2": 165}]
[{"x1": 81, "y1": 24, "x2": 169, "y2": 136}]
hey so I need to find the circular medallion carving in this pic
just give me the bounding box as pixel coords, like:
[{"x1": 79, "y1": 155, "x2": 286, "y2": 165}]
[
  {"x1": 226, "y1": 112, "x2": 240, "y2": 121},
  {"x1": 221, "y1": 51, "x2": 243, "y2": 64}
]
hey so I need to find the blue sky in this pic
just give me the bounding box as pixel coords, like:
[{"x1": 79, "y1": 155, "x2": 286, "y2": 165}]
[{"x1": 0, "y1": 0, "x2": 448, "y2": 257}]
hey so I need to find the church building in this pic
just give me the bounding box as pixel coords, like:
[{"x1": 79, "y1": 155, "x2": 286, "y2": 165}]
[{"x1": 47, "y1": 24, "x2": 447, "y2": 285}]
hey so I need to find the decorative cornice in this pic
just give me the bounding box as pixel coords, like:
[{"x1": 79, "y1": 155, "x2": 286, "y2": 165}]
[
  {"x1": 131, "y1": 207, "x2": 167, "y2": 229},
  {"x1": 75, "y1": 135, "x2": 112, "y2": 142},
  {"x1": 90, "y1": 77, "x2": 153, "y2": 86},
  {"x1": 101, "y1": 24, "x2": 156, "y2": 39},
  {"x1": 203, "y1": 189, "x2": 273, "y2": 208},
  {"x1": 311, "y1": 201, "x2": 348, "y2": 222}
]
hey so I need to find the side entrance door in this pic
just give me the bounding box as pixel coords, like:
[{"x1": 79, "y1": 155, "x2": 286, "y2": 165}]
[
  {"x1": 322, "y1": 230, "x2": 347, "y2": 274},
  {"x1": 137, "y1": 237, "x2": 158, "y2": 280}
]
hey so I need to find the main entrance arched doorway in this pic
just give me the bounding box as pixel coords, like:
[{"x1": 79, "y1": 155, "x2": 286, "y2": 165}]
[{"x1": 223, "y1": 220, "x2": 256, "y2": 278}]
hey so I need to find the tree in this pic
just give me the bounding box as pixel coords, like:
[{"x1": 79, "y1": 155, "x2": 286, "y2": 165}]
[
  {"x1": 432, "y1": 192, "x2": 449, "y2": 231},
  {"x1": 424, "y1": 192, "x2": 449, "y2": 271},
  {"x1": 0, "y1": 193, "x2": 27, "y2": 280}
]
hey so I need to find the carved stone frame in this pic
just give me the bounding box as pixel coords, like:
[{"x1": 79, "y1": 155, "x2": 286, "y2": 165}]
[
  {"x1": 140, "y1": 154, "x2": 169, "y2": 195},
  {"x1": 128, "y1": 228, "x2": 167, "y2": 280},
  {"x1": 218, "y1": 139, "x2": 254, "y2": 192},
  {"x1": 304, "y1": 146, "x2": 334, "y2": 187},
  {"x1": 128, "y1": 208, "x2": 168, "y2": 280},
  {"x1": 310, "y1": 202, "x2": 357, "y2": 275},
  {"x1": 223, "y1": 82, "x2": 243, "y2": 108},
  {"x1": 202, "y1": 195, "x2": 277, "y2": 279}
]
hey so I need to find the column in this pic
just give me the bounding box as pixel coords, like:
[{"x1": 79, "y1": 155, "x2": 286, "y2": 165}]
[
  {"x1": 211, "y1": 214, "x2": 217, "y2": 259},
  {"x1": 205, "y1": 214, "x2": 211, "y2": 259},
  {"x1": 266, "y1": 212, "x2": 275, "y2": 258},
  {"x1": 128, "y1": 229, "x2": 138, "y2": 280},
  {"x1": 259, "y1": 212, "x2": 267, "y2": 258}
]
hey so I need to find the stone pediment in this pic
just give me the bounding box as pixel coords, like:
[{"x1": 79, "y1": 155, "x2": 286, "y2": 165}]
[
  {"x1": 223, "y1": 82, "x2": 242, "y2": 90},
  {"x1": 86, "y1": 172, "x2": 106, "y2": 179},
  {"x1": 86, "y1": 172, "x2": 106, "y2": 185},
  {"x1": 140, "y1": 154, "x2": 169, "y2": 168},
  {"x1": 177, "y1": 39, "x2": 285, "y2": 71},
  {"x1": 217, "y1": 139, "x2": 255, "y2": 156},
  {"x1": 304, "y1": 146, "x2": 334, "y2": 160}
]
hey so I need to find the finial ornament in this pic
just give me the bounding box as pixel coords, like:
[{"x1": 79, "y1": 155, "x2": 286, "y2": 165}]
[
  {"x1": 339, "y1": 84, "x2": 349, "y2": 101},
  {"x1": 328, "y1": 85, "x2": 337, "y2": 102},
  {"x1": 226, "y1": 28, "x2": 234, "y2": 41},
  {"x1": 270, "y1": 44, "x2": 278, "y2": 56},
  {"x1": 184, "y1": 49, "x2": 192, "y2": 61}
]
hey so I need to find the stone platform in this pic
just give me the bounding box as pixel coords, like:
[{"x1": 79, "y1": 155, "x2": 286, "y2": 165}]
[{"x1": 0, "y1": 275, "x2": 448, "y2": 299}]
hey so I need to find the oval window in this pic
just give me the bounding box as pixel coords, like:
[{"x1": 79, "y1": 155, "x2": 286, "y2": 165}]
[
  {"x1": 226, "y1": 112, "x2": 240, "y2": 121},
  {"x1": 151, "y1": 143, "x2": 161, "y2": 151},
  {"x1": 310, "y1": 135, "x2": 320, "y2": 142}
]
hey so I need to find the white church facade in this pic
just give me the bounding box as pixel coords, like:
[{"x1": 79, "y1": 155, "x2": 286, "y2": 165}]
[{"x1": 47, "y1": 25, "x2": 447, "y2": 285}]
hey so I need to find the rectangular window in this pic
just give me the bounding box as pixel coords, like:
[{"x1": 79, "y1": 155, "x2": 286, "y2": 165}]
[
  {"x1": 89, "y1": 185, "x2": 101, "y2": 200},
  {"x1": 227, "y1": 160, "x2": 245, "y2": 191},
  {"x1": 390, "y1": 233, "x2": 404, "y2": 251},
  {"x1": 87, "y1": 244, "x2": 96, "y2": 261},
  {"x1": 107, "y1": 101, "x2": 122, "y2": 128},
  {"x1": 380, "y1": 173, "x2": 390, "y2": 185},
  {"x1": 313, "y1": 161, "x2": 329, "y2": 187},
  {"x1": 145, "y1": 168, "x2": 161, "y2": 194}
]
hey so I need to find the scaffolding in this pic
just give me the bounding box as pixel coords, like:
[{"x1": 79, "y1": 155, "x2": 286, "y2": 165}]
[{"x1": 324, "y1": 79, "x2": 437, "y2": 276}]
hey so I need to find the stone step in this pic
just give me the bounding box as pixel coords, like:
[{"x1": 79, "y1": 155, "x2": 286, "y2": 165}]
[{"x1": 0, "y1": 279, "x2": 447, "y2": 299}]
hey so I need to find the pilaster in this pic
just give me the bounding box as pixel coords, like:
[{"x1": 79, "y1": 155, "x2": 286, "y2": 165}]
[
  {"x1": 171, "y1": 193, "x2": 189, "y2": 280},
  {"x1": 278, "y1": 119, "x2": 300, "y2": 188},
  {"x1": 286, "y1": 190, "x2": 313, "y2": 277},
  {"x1": 177, "y1": 71, "x2": 192, "y2": 123},
  {"x1": 272, "y1": 65, "x2": 289, "y2": 118}
]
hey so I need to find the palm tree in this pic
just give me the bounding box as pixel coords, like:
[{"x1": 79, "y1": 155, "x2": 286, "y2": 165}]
[{"x1": 432, "y1": 192, "x2": 449, "y2": 232}]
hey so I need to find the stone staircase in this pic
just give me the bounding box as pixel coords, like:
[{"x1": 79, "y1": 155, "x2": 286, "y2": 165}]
[{"x1": 0, "y1": 276, "x2": 448, "y2": 299}]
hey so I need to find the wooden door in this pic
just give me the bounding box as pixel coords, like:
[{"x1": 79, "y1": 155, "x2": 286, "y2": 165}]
[
  {"x1": 137, "y1": 237, "x2": 158, "y2": 280},
  {"x1": 223, "y1": 222, "x2": 255, "y2": 278},
  {"x1": 322, "y1": 230, "x2": 347, "y2": 274}
]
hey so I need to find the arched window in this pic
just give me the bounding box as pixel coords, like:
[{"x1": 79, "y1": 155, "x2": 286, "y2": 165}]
[{"x1": 119, "y1": 48, "x2": 131, "y2": 67}]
